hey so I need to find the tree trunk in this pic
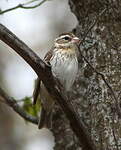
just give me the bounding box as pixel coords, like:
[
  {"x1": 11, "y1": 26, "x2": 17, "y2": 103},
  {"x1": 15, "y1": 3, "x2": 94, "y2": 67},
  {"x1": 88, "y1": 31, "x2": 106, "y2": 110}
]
[{"x1": 52, "y1": 0, "x2": 121, "y2": 149}]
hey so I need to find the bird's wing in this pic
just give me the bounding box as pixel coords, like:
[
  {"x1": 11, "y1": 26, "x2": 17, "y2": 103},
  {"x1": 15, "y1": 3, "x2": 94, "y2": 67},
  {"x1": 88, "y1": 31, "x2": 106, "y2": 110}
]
[
  {"x1": 44, "y1": 47, "x2": 54, "y2": 63},
  {"x1": 33, "y1": 48, "x2": 53, "y2": 105},
  {"x1": 33, "y1": 78, "x2": 41, "y2": 105}
]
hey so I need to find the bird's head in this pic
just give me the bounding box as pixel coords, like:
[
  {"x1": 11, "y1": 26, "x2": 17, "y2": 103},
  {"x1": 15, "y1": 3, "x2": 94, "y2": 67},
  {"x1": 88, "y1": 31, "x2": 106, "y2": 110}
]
[{"x1": 54, "y1": 33, "x2": 80, "y2": 50}]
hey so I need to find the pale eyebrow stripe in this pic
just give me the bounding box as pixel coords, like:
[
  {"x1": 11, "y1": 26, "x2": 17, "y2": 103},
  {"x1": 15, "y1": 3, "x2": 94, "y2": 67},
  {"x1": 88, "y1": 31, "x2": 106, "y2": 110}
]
[
  {"x1": 55, "y1": 35, "x2": 72, "y2": 42},
  {"x1": 60, "y1": 35, "x2": 71, "y2": 39}
]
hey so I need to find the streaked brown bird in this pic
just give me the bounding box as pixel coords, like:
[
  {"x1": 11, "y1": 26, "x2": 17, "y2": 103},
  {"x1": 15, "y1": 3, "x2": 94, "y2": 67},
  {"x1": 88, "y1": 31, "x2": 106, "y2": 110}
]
[{"x1": 33, "y1": 32, "x2": 80, "y2": 129}]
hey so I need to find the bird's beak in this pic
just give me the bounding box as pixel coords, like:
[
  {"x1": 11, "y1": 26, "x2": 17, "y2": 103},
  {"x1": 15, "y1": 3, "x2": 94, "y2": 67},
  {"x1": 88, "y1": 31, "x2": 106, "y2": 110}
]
[{"x1": 72, "y1": 37, "x2": 81, "y2": 44}]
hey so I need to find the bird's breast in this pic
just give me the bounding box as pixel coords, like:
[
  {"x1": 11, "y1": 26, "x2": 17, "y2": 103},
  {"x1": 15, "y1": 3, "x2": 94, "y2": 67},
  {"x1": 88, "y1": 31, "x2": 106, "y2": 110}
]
[{"x1": 50, "y1": 50, "x2": 78, "y2": 91}]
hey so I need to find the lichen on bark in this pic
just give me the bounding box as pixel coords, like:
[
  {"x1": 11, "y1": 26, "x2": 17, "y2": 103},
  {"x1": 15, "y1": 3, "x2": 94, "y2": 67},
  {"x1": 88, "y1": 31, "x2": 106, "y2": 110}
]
[{"x1": 52, "y1": 0, "x2": 121, "y2": 150}]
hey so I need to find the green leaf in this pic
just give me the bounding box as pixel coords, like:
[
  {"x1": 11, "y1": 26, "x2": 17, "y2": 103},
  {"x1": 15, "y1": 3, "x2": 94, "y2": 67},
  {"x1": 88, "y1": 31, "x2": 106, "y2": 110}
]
[{"x1": 22, "y1": 96, "x2": 41, "y2": 117}]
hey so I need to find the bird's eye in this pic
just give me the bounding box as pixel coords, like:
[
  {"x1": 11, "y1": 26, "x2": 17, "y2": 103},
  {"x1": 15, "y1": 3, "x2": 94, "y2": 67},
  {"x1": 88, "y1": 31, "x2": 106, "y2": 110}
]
[{"x1": 63, "y1": 36, "x2": 70, "y2": 40}]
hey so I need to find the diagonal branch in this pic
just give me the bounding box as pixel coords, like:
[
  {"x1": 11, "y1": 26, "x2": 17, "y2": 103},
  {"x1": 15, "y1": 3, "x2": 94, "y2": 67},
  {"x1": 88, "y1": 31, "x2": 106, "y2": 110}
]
[
  {"x1": 0, "y1": 23, "x2": 97, "y2": 150},
  {"x1": 0, "y1": 87, "x2": 38, "y2": 124}
]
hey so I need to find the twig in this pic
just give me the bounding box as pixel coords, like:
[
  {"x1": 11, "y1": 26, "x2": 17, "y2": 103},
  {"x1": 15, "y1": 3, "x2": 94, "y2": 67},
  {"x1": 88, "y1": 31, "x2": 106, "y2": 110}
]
[
  {"x1": 78, "y1": 5, "x2": 121, "y2": 118},
  {"x1": 0, "y1": 23, "x2": 97, "y2": 150},
  {"x1": 79, "y1": 48, "x2": 121, "y2": 118},
  {"x1": 0, "y1": 0, "x2": 49, "y2": 15},
  {"x1": 79, "y1": 8, "x2": 107, "y2": 45},
  {"x1": 0, "y1": 87, "x2": 38, "y2": 124}
]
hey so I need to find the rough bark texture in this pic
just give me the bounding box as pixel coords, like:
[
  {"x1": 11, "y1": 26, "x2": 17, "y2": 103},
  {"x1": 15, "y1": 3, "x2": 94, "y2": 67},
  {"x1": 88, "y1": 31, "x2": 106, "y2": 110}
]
[{"x1": 52, "y1": 0, "x2": 121, "y2": 150}]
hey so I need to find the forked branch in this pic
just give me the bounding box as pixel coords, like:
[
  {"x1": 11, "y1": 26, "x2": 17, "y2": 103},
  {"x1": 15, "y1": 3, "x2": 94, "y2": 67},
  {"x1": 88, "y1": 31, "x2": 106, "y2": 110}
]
[
  {"x1": 0, "y1": 24, "x2": 97, "y2": 150},
  {"x1": 0, "y1": 0, "x2": 49, "y2": 15}
]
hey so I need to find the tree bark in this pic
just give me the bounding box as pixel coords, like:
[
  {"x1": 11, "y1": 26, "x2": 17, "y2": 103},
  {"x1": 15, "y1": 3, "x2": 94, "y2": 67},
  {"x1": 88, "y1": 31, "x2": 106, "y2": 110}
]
[
  {"x1": 52, "y1": 0, "x2": 121, "y2": 150},
  {"x1": 0, "y1": 0, "x2": 121, "y2": 149}
]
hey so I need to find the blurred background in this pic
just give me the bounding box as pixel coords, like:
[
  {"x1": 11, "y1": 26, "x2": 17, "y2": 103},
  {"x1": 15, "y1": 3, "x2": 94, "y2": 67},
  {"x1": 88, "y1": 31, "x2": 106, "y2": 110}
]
[{"x1": 0, "y1": 0, "x2": 77, "y2": 149}]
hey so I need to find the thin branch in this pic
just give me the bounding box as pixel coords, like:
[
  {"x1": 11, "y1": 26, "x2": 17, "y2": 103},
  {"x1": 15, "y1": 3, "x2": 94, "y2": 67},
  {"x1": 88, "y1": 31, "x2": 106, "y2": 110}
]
[
  {"x1": 78, "y1": 6, "x2": 121, "y2": 118},
  {"x1": 81, "y1": 8, "x2": 107, "y2": 42},
  {"x1": 0, "y1": 24, "x2": 97, "y2": 150},
  {"x1": 0, "y1": 0, "x2": 49, "y2": 15},
  {"x1": 0, "y1": 87, "x2": 38, "y2": 124},
  {"x1": 79, "y1": 48, "x2": 121, "y2": 118}
]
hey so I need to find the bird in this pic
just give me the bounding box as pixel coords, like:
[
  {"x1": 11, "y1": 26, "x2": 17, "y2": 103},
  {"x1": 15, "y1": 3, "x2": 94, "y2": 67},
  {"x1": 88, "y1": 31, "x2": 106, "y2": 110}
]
[{"x1": 33, "y1": 32, "x2": 80, "y2": 129}]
